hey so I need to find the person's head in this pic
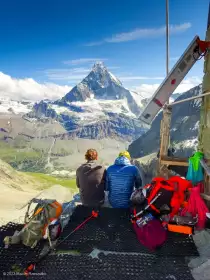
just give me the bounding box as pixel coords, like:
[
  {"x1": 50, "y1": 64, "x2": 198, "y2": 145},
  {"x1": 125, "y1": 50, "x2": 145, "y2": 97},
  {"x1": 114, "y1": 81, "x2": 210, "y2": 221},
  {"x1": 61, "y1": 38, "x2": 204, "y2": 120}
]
[
  {"x1": 118, "y1": 151, "x2": 131, "y2": 160},
  {"x1": 85, "y1": 149, "x2": 98, "y2": 161}
]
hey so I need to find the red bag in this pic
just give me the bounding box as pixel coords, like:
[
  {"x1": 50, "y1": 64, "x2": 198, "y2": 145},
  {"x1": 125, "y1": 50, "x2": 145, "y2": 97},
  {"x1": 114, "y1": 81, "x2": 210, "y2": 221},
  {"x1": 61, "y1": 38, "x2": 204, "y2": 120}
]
[
  {"x1": 181, "y1": 184, "x2": 208, "y2": 229},
  {"x1": 145, "y1": 176, "x2": 192, "y2": 218},
  {"x1": 133, "y1": 219, "x2": 167, "y2": 251}
]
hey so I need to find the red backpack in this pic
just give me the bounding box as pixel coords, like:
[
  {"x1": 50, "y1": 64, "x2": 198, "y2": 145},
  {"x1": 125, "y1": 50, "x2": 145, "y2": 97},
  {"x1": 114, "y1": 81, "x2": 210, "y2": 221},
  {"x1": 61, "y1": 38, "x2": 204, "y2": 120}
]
[{"x1": 144, "y1": 176, "x2": 192, "y2": 218}]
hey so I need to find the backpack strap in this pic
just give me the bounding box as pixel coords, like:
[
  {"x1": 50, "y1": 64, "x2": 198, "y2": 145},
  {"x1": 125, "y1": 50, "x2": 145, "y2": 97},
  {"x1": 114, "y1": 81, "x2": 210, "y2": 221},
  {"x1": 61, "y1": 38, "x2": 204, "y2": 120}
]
[
  {"x1": 146, "y1": 179, "x2": 175, "y2": 214},
  {"x1": 148, "y1": 203, "x2": 160, "y2": 214}
]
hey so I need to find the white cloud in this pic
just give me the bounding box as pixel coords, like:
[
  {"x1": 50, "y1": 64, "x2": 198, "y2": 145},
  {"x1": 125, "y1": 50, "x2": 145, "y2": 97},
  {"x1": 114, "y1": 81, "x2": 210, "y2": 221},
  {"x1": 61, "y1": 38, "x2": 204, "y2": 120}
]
[
  {"x1": 0, "y1": 72, "x2": 72, "y2": 102},
  {"x1": 43, "y1": 67, "x2": 90, "y2": 81},
  {"x1": 132, "y1": 76, "x2": 202, "y2": 98},
  {"x1": 174, "y1": 76, "x2": 202, "y2": 93},
  {"x1": 0, "y1": 68, "x2": 201, "y2": 104},
  {"x1": 43, "y1": 65, "x2": 120, "y2": 82},
  {"x1": 132, "y1": 83, "x2": 160, "y2": 98},
  {"x1": 86, "y1": 22, "x2": 191, "y2": 46},
  {"x1": 63, "y1": 58, "x2": 107, "y2": 65},
  {"x1": 120, "y1": 76, "x2": 164, "y2": 81}
]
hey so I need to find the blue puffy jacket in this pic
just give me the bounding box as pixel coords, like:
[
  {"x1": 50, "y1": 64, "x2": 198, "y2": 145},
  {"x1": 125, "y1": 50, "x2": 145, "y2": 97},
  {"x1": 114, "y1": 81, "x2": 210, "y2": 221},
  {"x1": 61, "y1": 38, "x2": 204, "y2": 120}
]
[{"x1": 106, "y1": 156, "x2": 142, "y2": 208}]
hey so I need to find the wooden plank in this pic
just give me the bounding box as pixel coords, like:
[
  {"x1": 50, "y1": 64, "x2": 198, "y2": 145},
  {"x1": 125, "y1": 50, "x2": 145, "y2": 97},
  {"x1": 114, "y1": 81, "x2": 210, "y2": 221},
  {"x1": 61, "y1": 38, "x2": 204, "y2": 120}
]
[
  {"x1": 160, "y1": 159, "x2": 189, "y2": 166},
  {"x1": 160, "y1": 156, "x2": 210, "y2": 167},
  {"x1": 199, "y1": 6, "x2": 210, "y2": 203},
  {"x1": 160, "y1": 156, "x2": 188, "y2": 166},
  {"x1": 161, "y1": 156, "x2": 188, "y2": 162}
]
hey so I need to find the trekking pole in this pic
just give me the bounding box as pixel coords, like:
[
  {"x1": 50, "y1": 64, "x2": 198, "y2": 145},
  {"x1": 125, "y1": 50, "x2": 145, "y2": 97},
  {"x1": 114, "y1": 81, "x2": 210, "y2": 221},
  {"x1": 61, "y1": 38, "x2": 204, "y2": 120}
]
[
  {"x1": 56, "y1": 210, "x2": 98, "y2": 247},
  {"x1": 23, "y1": 210, "x2": 99, "y2": 277}
]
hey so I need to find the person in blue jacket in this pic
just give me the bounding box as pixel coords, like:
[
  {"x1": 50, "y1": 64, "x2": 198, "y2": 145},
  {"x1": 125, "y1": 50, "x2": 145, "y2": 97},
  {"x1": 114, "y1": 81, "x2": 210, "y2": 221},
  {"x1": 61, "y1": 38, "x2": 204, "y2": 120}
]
[{"x1": 106, "y1": 151, "x2": 142, "y2": 208}]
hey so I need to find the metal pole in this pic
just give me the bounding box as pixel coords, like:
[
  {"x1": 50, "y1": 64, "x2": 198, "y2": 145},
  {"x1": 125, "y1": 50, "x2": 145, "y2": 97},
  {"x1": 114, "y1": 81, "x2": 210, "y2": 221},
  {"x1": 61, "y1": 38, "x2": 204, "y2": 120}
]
[
  {"x1": 165, "y1": 0, "x2": 170, "y2": 149},
  {"x1": 207, "y1": 1, "x2": 210, "y2": 29},
  {"x1": 168, "y1": 91, "x2": 210, "y2": 107},
  {"x1": 166, "y1": 0, "x2": 169, "y2": 76}
]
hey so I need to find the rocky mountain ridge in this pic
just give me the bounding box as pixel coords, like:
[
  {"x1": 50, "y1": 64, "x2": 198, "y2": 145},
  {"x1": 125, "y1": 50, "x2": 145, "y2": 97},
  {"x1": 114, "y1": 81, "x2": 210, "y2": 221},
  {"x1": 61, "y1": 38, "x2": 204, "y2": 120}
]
[{"x1": 128, "y1": 84, "x2": 202, "y2": 158}]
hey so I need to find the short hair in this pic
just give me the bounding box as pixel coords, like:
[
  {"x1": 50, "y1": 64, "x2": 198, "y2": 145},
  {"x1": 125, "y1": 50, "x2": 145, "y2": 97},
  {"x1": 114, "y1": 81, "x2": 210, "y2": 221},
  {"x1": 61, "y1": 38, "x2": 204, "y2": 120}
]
[{"x1": 85, "y1": 149, "x2": 98, "y2": 161}]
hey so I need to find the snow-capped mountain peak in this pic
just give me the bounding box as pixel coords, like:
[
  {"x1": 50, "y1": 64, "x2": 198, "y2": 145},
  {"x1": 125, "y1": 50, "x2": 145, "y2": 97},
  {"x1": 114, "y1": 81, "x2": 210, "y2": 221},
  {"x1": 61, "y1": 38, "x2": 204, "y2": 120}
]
[
  {"x1": 90, "y1": 62, "x2": 122, "y2": 87},
  {"x1": 108, "y1": 71, "x2": 122, "y2": 86},
  {"x1": 26, "y1": 62, "x2": 147, "y2": 141},
  {"x1": 92, "y1": 61, "x2": 107, "y2": 73},
  {"x1": 61, "y1": 61, "x2": 142, "y2": 115}
]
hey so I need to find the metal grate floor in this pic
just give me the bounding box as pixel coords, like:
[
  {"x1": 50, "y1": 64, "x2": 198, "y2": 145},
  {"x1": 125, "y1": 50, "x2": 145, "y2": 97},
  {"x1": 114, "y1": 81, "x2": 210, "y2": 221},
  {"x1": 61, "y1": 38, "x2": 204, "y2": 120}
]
[
  {"x1": 58, "y1": 206, "x2": 199, "y2": 256},
  {"x1": 0, "y1": 206, "x2": 198, "y2": 280},
  {"x1": 30, "y1": 253, "x2": 194, "y2": 280},
  {"x1": 0, "y1": 222, "x2": 45, "y2": 279}
]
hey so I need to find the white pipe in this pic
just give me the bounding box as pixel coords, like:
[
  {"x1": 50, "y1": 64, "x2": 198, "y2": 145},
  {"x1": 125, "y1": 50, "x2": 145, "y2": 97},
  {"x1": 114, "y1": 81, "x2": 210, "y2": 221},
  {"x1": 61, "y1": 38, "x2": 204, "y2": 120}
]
[{"x1": 167, "y1": 91, "x2": 210, "y2": 107}]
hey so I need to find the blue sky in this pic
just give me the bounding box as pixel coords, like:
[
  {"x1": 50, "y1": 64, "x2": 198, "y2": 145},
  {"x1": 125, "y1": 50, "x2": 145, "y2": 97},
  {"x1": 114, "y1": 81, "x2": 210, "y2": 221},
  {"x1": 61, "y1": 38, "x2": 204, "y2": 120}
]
[{"x1": 0, "y1": 0, "x2": 209, "y2": 101}]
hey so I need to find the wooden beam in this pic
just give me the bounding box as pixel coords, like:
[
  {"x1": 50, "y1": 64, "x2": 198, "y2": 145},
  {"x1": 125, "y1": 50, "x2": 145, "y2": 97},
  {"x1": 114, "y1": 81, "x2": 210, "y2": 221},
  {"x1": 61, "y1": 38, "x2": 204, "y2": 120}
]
[
  {"x1": 160, "y1": 156, "x2": 210, "y2": 166},
  {"x1": 200, "y1": 158, "x2": 210, "y2": 176},
  {"x1": 160, "y1": 156, "x2": 188, "y2": 166},
  {"x1": 160, "y1": 160, "x2": 189, "y2": 166},
  {"x1": 159, "y1": 106, "x2": 172, "y2": 159},
  {"x1": 161, "y1": 156, "x2": 188, "y2": 162},
  {"x1": 198, "y1": 3, "x2": 210, "y2": 198},
  {"x1": 158, "y1": 106, "x2": 172, "y2": 178}
]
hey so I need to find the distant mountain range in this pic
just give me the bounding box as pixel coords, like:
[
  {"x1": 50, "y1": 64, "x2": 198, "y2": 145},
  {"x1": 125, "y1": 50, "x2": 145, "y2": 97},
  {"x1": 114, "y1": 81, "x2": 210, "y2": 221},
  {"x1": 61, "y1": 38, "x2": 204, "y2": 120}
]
[
  {"x1": 128, "y1": 84, "x2": 202, "y2": 158},
  {"x1": 0, "y1": 98, "x2": 33, "y2": 115}
]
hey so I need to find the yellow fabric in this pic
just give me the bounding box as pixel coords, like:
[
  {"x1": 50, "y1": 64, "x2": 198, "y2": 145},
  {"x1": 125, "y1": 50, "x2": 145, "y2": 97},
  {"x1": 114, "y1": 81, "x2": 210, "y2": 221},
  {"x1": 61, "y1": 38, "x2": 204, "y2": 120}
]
[{"x1": 119, "y1": 151, "x2": 131, "y2": 160}]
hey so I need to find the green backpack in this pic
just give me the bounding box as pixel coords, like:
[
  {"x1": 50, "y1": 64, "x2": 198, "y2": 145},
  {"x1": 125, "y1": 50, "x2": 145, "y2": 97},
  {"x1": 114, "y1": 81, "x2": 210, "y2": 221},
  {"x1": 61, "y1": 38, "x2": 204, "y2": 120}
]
[{"x1": 4, "y1": 199, "x2": 63, "y2": 248}]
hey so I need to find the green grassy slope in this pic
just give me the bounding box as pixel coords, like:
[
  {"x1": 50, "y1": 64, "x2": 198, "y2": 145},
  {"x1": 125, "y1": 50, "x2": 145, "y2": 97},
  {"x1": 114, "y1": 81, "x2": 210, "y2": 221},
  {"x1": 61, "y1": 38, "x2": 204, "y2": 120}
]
[
  {"x1": 26, "y1": 172, "x2": 77, "y2": 191},
  {"x1": 0, "y1": 141, "x2": 46, "y2": 172}
]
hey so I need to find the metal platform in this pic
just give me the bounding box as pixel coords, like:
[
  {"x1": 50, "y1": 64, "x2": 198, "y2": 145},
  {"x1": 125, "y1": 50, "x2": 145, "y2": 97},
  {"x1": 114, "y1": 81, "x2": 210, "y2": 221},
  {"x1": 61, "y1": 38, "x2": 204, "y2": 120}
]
[
  {"x1": 29, "y1": 253, "x2": 194, "y2": 280},
  {"x1": 0, "y1": 222, "x2": 45, "y2": 279},
  {"x1": 58, "y1": 206, "x2": 199, "y2": 256},
  {"x1": 0, "y1": 206, "x2": 198, "y2": 280}
]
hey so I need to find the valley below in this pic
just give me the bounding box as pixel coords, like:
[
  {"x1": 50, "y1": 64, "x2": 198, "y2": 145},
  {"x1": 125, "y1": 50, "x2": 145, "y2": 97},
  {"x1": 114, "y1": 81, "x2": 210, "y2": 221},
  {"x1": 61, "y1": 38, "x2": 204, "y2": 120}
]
[
  {"x1": 0, "y1": 158, "x2": 77, "y2": 226},
  {"x1": 0, "y1": 113, "x2": 130, "y2": 174}
]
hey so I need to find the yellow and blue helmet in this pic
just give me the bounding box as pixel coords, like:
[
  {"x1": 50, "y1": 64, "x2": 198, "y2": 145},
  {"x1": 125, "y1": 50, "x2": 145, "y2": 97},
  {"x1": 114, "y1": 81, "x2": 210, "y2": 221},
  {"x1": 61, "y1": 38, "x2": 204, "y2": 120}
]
[{"x1": 118, "y1": 151, "x2": 131, "y2": 160}]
